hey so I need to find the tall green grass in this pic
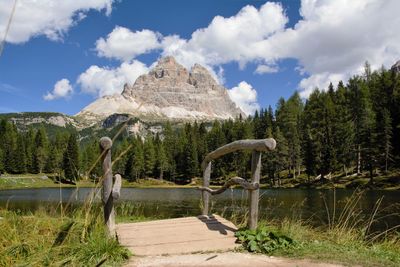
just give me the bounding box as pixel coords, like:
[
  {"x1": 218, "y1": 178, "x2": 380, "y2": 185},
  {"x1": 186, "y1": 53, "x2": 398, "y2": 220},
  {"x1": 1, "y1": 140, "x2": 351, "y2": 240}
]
[
  {"x1": 0, "y1": 206, "x2": 130, "y2": 267},
  {"x1": 226, "y1": 189, "x2": 400, "y2": 267}
]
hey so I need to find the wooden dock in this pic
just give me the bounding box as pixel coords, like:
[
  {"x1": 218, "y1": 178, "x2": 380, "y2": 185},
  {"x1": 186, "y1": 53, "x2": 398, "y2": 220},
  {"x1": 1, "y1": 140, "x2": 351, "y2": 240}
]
[{"x1": 116, "y1": 215, "x2": 240, "y2": 256}]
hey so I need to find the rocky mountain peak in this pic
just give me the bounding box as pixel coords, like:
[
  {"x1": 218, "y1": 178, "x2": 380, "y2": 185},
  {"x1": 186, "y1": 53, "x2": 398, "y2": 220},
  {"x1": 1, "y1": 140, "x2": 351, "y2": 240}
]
[
  {"x1": 189, "y1": 63, "x2": 218, "y2": 89},
  {"x1": 78, "y1": 56, "x2": 245, "y2": 125}
]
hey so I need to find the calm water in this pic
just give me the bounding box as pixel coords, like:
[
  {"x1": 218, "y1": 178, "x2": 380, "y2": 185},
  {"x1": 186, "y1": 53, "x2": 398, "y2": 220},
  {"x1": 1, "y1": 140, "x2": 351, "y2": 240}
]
[{"x1": 1, "y1": 188, "x2": 399, "y2": 231}]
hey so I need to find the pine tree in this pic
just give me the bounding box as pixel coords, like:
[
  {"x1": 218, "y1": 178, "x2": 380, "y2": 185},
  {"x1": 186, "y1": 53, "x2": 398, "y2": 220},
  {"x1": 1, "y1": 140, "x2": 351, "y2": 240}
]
[
  {"x1": 186, "y1": 128, "x2": 199, "y2": 178},
  {"x1": 143, "y1": 137, "x2": 156, "y2": 177},
  {"x1": 47, "y1": 145, "x2": 63, "y2": 175},
  {"x1": 63, "y1": 134, "x2": 80, "y2": 182},
  {"x1": 378, "y1": 109, "x2": 393, "y2": 172},
  {"x1": 163, "y1": 122, "x2": 177, "y2": 180},
  {"x1": 33, "y1": 127, "x2": 49, "y2": 173},
  {"x1": 14, "y1": 134, "x2": 27, "y2": 173},
  {"x1": 125, "y1": 137, "x2": 144, "y2": 181},
  {"x1": 272, "y1": 127, "x2": 289, "y2": 186},
  {"x1": 276, "y1": 93, "x2": 303, "y2": 178},
  {"x1": 332, "y1": 81, "x2": 354, "y2": 176},
  {"x1": 24, "y1": 128, "x2": 36, "y2": 173},
  {"x1": 111, "y1": 139, "x2": 130, "y2": 177},
  {"x1": 1, "y1": 120, "x2": 17, "y2": 173},
  {"x1": 197, "y1": 122, "x2": 208, "y2": 164},
  {"x1": 0, "y1": 148, "x2": 4, "y2": 174},
  {"x1": 302, "y1": 126, "x2": 316, "y2": 181},
  {"x1": 155, "y1": 140, "x2": 168, "y2": 180}
]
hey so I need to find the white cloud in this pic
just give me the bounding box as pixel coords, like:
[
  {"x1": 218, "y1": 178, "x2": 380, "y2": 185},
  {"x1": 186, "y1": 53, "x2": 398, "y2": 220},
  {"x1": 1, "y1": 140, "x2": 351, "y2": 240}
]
[
  {"x1": 255, "y1": 64, "x2": 279, "y2": 74},
  {"x1": 0, "y1": 0, "x2": 113, "y2": 43},
  {"x1": 92, "y1": 0, "x2": 400, "y2": 99},
  {"x1": 263, "y1": 0, "x2": 400, "y2": 96},
  {"x1": 96, "y1": 26, "x2": 161, "y2": 61},
  {"x1": 298, "y1": 72, "x2": 345, "y2": 98},
  {"x1": 160, "y1": 2, "x2": 288, "y2": 68},
  {"x1": 92, "y1": 2, "x2": 288, "y2": 86},
  {"x1": 77, "y1": 60, "x2": 148, "y2": 97},
  {"x1": 228, "y1": 81, "x2": 260, "y2": 115},
  {"x1": 44, "y1": 78, "x2": 73, "y2": 100}
]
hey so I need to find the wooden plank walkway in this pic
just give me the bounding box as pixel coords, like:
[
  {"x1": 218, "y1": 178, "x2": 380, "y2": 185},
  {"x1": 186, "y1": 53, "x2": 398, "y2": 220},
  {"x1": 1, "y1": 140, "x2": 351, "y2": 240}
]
[{"x1": 116, "y1": 215, "x2": 240, "y2": 256}]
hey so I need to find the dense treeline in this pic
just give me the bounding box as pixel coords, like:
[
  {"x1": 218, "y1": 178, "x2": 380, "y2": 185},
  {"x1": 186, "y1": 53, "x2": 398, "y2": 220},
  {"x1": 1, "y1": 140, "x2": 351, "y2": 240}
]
[{"x1": 0, "y1": 64, "x2": 399, "y2": 185}]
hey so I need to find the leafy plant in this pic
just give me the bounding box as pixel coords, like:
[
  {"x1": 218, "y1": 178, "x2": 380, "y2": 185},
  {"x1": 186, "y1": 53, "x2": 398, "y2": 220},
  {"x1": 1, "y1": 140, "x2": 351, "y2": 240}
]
[{"x1": 235, "y1": 227, "x2": 297, "y2": 253}]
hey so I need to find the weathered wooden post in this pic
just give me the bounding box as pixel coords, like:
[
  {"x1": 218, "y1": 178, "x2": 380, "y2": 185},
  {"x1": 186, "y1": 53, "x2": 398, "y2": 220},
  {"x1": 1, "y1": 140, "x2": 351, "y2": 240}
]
[
  {"x1": 198, "y1": 138, "x2": 276, "y2": 228},
  {"x1": 100, "y1": 137, "x2": 116, "y2": 238},
  {"x1": 249, "y1": 151, "x2": 261, "y2": 230},
  {"x1": 202, "y1": 162, "x2": 211, "y2": 216}
]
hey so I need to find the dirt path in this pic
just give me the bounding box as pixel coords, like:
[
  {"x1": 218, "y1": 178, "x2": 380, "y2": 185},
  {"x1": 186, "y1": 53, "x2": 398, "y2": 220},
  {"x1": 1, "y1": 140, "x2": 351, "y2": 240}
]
[{"x1": 126, "y1": 252, "x2": 343, "y2": 267}]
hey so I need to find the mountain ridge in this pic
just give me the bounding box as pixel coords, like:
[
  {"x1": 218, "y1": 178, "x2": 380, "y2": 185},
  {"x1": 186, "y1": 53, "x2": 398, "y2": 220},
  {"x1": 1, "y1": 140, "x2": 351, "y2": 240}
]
[{"x1": 76, "y1": 56, "x2": 245, "y2": 126}]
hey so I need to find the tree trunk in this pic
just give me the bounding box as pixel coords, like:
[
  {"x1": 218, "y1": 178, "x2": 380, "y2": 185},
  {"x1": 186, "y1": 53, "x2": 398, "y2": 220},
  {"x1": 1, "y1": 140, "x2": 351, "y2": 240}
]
[{"x1": 357, "y1": 144, "x2": 361, "y2": 175}]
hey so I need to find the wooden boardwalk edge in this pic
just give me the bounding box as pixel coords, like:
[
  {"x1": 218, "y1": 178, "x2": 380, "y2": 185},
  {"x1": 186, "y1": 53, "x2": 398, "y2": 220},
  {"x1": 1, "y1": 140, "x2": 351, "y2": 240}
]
[{"x1": 116, "y1": 215, "x2": 240, "y2": 256}]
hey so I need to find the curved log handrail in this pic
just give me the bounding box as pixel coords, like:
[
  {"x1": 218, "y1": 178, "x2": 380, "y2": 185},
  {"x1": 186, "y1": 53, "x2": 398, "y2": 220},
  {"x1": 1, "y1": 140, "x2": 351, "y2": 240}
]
[
  {"x1": 201, "y1": 138, "x2": 276, "y2": 170},
  {"x1": 197, "y1": 177, "x2": 259, "y2": 195}
]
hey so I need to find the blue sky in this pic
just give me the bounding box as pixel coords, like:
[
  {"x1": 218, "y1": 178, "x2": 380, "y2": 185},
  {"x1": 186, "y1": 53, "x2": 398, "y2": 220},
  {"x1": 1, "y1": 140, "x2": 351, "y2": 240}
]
[{"x1": 0, "y1": 0, "x2": 399, "y2": 115}]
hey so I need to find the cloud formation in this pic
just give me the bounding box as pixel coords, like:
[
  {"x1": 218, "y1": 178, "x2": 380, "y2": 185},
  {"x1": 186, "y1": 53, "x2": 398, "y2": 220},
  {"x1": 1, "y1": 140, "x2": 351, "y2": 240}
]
[
  {"x1": 91, "y1": 0, "x2": 400, "y2": 98},
  {"x1": 96, "y1": 26, "x2": 161, "y2": 61},
  {"x1": 77, "y1": 60, "x2": 148, "y2": 97},
  {"x1": 254, "y1": 64, "x2": 279, "y2": 74},
  {"x1": 0, "y1": 0, "x2": 113, "y2": 43},
  {"x1": 228, "y1": 81, "x2": 260, "y2": 115},
  {"x1": 44, "y1": 79, "x2": 73, "y2": 100}
]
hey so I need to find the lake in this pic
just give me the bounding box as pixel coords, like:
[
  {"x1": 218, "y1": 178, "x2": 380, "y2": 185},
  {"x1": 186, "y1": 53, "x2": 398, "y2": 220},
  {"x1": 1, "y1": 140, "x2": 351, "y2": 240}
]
[{"x1": 1, "y1": 188, "x2": 399, "y2": 231}]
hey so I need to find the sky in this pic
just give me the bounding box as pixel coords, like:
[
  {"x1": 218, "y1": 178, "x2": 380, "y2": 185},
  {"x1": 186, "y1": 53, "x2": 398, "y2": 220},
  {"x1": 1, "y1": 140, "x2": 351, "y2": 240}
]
[{"x1": 0, "y1": 0, "x2": 399, "y2": 116}]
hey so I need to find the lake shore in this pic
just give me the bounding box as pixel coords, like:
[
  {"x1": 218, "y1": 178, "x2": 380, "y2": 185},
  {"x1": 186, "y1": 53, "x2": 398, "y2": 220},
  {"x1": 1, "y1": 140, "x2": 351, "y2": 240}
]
[
  {"x1": 1, "y1": 172, "x2": 399, "y2": 190},
  {"x1": 1, "y1": 206, "x2": 399, "y2": 267}
]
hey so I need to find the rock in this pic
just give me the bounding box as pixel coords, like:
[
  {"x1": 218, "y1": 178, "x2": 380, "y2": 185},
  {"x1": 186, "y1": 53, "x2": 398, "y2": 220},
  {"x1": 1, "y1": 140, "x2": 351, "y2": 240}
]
[
  {"x1": 77, "y1": 56, "x2": 245, "y2": 124},
  {"x1": 391, "y1": 60, "x2": 400, "y2": 73},
  {"x1": 102, "y1": 114, "x2": 130, "y2": 128}
]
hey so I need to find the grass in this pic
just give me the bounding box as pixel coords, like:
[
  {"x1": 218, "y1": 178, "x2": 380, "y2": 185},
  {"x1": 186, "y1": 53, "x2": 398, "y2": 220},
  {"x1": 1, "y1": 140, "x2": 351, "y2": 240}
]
[
  {"x1": 229, "y1": 189, "x2": 400, "y2": 267},
  {"x1": 0, "y1": 174, "x2": 96, "y2": 190},
  {"x1": 0, "y1": 174, "x2": 199, "y2": 190},
  {"x1": 0, "y1": 206, "x2": 130, "y2": 266},
  {"x1": 254, "y1": 219, "x2": 400, "y2": 267},
  {"x1": 2, "y1": 169, "x2": 400, "y2": 191}
]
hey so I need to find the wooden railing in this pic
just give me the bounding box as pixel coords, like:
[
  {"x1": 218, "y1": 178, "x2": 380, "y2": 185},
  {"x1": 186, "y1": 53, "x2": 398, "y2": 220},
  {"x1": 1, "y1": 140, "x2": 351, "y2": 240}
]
[
  {"x1": 99, "y1": 137, "x2": 122, "y2": 238},
  {"x1": 198, "y1": 138, "x2": 276, "y2": 230}
]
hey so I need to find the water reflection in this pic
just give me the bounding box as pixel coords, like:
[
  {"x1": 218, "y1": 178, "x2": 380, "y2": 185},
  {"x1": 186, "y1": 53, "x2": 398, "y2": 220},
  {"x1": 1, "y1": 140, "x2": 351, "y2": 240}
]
[{"x1": 1, "y1": 188, "x2": 399, "y2": 231}]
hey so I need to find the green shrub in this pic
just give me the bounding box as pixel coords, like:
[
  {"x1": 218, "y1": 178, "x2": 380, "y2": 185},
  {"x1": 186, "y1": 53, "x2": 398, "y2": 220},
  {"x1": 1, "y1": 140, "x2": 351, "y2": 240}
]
[{"x1": 235, "y1": 227, "x2": 297, "y2": 253}]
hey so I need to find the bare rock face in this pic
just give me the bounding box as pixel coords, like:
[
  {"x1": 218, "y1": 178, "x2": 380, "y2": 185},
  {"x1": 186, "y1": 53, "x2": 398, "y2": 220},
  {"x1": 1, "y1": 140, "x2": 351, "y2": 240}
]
[
  {"x1": 77, "y1": 56, "x2": 244, "y2": 125},
  {"x1": 391, "y1": 60, "x2": 400, "y2": 73}
]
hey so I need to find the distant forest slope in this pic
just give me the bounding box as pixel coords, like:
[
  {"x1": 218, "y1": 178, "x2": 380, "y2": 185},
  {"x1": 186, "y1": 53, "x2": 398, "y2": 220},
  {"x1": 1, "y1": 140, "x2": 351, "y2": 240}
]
[{"x1": 0, "y1": 64, "x2": 399, "y2": 188}]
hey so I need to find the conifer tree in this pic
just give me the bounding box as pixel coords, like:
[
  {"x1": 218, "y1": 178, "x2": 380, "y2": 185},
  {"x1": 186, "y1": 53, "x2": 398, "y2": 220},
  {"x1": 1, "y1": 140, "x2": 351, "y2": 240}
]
[
  {"x1": 2, "y1": 121, "x2": 17, "y2": 173},
  {"x1": 155, "y1": 140, "x2": 168, "y2": 180},
  {"x1": 302, "y1": 126, "x2": 316, "y2": 180},
  {"x1": 0, "y1": 148, "x2": 4, "y2": 174},
  {"x1": 186, "y1": 128, "x2": 199, "y2": 178},
  {"x1": 24, "y1": 128, "x2": 35, "y2": 173},
  {"x1": 46, "y1": 146, "x2": 62, "y2": 175},
  {"x1": 272, "y1": 127, "x2": 289, "y2": 186},
  {"x1": 125, "y1": 137, "x2": 144, "y2": 181},
  {"x1": 163, "y1": 122, "x2": 177, "y2": 180},
  {"x1": 33, "y1": 127, "x2": 49, "y2": 173},
  {"x1": 14, "y1": 134, "x2": 27, "y2": 173},
  {"x1": 143, "y1": 137, "x2": 156, "y2": 177},
  {"x1": 63, "y1": 134, "x2": 80, "y2": 182}
]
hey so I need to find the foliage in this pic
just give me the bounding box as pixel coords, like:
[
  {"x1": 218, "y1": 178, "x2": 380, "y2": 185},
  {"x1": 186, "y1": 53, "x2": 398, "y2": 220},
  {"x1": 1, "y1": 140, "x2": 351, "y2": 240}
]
[
  {"x1": 0, "y1": 208, "x2": 130, "y2": 266},
  {"x1": 0, "y1": 62, "x2": 400, "y2": 186},
  {"x1": 235, "y1": 227, "x2": 297, "y2": 253}
]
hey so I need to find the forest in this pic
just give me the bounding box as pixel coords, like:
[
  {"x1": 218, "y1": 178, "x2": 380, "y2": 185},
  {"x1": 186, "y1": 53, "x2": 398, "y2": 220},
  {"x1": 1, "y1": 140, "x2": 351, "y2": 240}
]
[{"x1": 0, "y1": 64, "x2": 399, "y2": 186}]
